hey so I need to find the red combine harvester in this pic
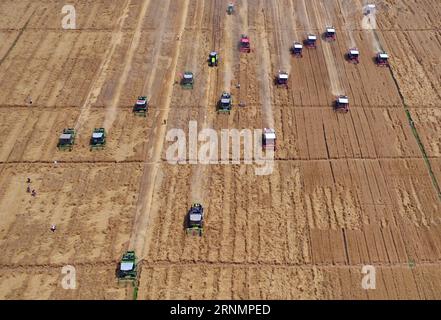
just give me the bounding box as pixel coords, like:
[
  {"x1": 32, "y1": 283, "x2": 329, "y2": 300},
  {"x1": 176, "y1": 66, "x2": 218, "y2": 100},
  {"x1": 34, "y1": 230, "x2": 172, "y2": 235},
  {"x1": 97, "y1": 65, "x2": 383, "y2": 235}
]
[
  {"x1": 240, "y1": 34, "x2": 251, "y2": 53},
  {"x1": 291, "y1": 42, "x2": 303, "y2": 58},
  {"x1": 376, "y1": 51, "x2": 389, "y2": 67},
  {"x1": 335, "y1": 95, "x2": 349, "y2": 113},
  {"x1": 262, "y1": 128, "x2": 276, "y2": 151},
  {"x1": 304, "y1": 34, "x2": 317, "y2": 48},
  {"x1": 275, "y1": 71, "x2": 289, "y2": 89},
  {"x1": 347, "y1": 48, "x2": 360, "y2": 64},
  {"x1": 324, "y1": 26, "x2": 336, "y2": 41}
]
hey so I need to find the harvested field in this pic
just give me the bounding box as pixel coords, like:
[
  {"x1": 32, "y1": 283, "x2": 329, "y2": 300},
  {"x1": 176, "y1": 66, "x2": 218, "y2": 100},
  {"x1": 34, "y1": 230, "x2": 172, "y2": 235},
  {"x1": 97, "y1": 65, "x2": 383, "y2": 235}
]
[{"x1": 0, "y1": 0, "x2": 440, "y2": 300}]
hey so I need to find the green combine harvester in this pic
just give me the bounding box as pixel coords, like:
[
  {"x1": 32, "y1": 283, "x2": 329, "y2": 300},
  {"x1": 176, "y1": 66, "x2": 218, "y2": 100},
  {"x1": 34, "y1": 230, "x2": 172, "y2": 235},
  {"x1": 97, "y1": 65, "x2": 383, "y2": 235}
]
[
  {"x1": 117, "y1": 251, "x2": 137, "y2": 281},
  {"x1": 90, "y1": 128, "x2": 106, "y2": 151},
  {"x1": 133, "y1": 96, "x2": 148, "y2": 117},
  {"x1": 186, "y1": 203, "x2": 204, "y2": 236},
  {"x1": 181, "y1": 72, "x2": 194, "y2": 89},
  {"x1": 57, "y1": 128, "x2": 76, "y2": 151}
]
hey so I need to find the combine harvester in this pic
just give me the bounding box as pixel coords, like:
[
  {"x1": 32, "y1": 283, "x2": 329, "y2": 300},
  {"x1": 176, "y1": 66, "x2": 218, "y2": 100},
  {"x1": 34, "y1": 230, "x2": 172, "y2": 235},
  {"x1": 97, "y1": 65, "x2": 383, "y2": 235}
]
[
  {"x1": 57, "y1": 128, "x2": 76, "y2": 151},
  {"x1": 180, "y1": 72, "x2": 194, "y2": 89},
  {"x1": 208, "y1": 51, "x2": 219, "y2": 67},
  {"x1": 117, "y1": 251, "x2": 138, "y2": 283},
  {"x1": 239, "y1": 34, "x2": 251, "y2": 53},
  {"x1": 291, "y1": 42, "x2": 303, "y2": 58},
  {"x1": 304, "y1": 34, "x2": 317, "y2": 48},
  {"x1": 324, "y1": 26, "x2": 336, "y2": 41},
  {"x1": 133, "y1": 96, "x2": 148, "y2": 116},
  {"x1": 218, "y1": 92, "x2": 232, "y2": 114},
  {"x1": 90, "y1": 128, "x2": 106, "y2": 151},
  {"x1": 376, "y1": 51, "x2": 389, "y2": 67},
  {"x1": 347, "y1": 48, "x2": 360, "y2": 64},
  {"x1": 227, "y1": 3, "x2": 234, "y2": 15},
  {"x1": 262, "y1": 128, "x2": 276, "y2": 150},
  {"x1": 186, "y1": 203, "x2": 204, "y2": 236},
  {"x1": 334, "y1": 95, "x2": 349, "y2": 113},
  {"x1": 275, "y1": 71, "x2": 289, "y2": 89}
]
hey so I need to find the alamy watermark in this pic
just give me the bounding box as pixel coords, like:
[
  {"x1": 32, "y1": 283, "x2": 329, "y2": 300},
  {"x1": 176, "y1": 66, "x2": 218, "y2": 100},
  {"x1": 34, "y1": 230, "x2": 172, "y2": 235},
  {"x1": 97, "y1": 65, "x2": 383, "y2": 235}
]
[
  {"x1": 165, "y1": 121, "x2": 275, "y2": 175},
  {"x1": 61, "y1": 265, "x2": 76, "y2": 289},
  {"x1": 361, "y1": 265, "x2": 376, "y2": 290},
  {"x1": 61, "y1": 5, "x2": 76, "y2": 30}
]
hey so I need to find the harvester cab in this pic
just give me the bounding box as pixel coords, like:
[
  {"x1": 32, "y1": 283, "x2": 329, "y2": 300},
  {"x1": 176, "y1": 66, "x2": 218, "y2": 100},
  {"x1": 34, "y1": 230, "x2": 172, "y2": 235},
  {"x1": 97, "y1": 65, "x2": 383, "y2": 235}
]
[
  {"x1": 218, "y1": 92, "x2": 232, "y2": 113},
  {"x1": 208, "y1": 51, "x2": 219, "y2": 67},
  {"x1": 133, "y1": 96, "x2": 148, "y2": 116},
  {"x1": 181, "y1": 72, "x2": 194, "y2": 89},
  {"x1": 335, "y1": 95, "x2": 349, "y2": 113},
  {"x1": 262, "y1": 128, "x2": 276, "y2": 150},
  {"x1": 227, "y1": 3, "x2": 234, "y2": 15},
  {"x1": 276, "y1": 71, "x2": 289, "y2": 88},
  {"x1": 305, "y1": 34, "x2": 317, "y2": 48},
  {"x1": 325, "y1": 26, "x2": 336, "y2": 41},
  {"x1": 57, "y1": 128, "x2": 76, "y2": 151},
  {"x1": 347, "y1": 48, "x2": 360, "y2": 64},
  {"x1": 117, "y1": 251, "x2": 137, "y2": 281},
  {"x1": 292, "y1": 42, "x2": 303, "y2": 57},
  {"x1": 186, "y1": 203, "x2": 204, "y2": 236},
  {"x1": 90, "y1": 128, "x2": 106, "y2": 150},
  {"x1": 240, "y1": 34, "x2": 251, "y2": 53},
  {"x1": 376, "y1": 51, "x2": 389, "y2": 67}
]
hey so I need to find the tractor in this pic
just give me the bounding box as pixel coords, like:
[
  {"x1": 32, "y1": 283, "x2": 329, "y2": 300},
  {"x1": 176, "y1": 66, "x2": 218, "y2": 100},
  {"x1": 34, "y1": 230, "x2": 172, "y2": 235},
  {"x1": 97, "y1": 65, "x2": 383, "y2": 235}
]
[
  {"x1": 117, "y1": 251, "x2": 137, "y2": 281},
  {"x1": 347, "y1": 48, "x2": 360, "y2": 64},
  {"x1": 208, "y1": 51, "x2": 219, "y2": 67},
  {"x1": 181, "y1": 72, "x2": 194, "y2": 89},
  {"x1": 218, "y1": 92, "x2": 232, "y2": 114},
  {"x1": 364, "y1": 4, "x2": 376, "y2": 15},
  {"x1": 57, "y1": 128, "x2": 76, "y2": 151},
  {"x1": 186, "y1": 203, "x2": 204, "y2": 236},
  {"x1": 324, "y1": 26, "x2": 336, "y2": 41},
  {"x1": 240, "y1": 34, "x2": 251, "y2": 53},
  {"x1": 90, "y1": 128, "x2": 106, "y2": 150},
  {"x1": 275, "y1": 71, "x2": 289, "y2": 88},
  {"x1": 376, "y1": 51, "x2": 389, "y2": 67},
  {"x1": 291, "y1": 42, "x2": 303, "y2": 57},
  {"x1": 304, "y1": 34, "x2": 317, "y2": 48},
  {"x1": 133, "y1": 96, "x2": 148, "y2": 116},
  {"x1": 335, "y1": 95, "x2": 349, "y2": 113},
  {"x1": 262, "y1": 128, "x2": 276, "y2": 150},
  {"x1": 227, "y1": 3, "x2": 234, "y2": 15}
]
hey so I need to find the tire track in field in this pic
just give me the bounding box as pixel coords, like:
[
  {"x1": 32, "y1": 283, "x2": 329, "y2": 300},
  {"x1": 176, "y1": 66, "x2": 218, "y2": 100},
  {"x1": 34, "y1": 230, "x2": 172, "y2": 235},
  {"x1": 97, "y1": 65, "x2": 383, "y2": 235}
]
[
  {"x1": 310, "y1": 0, "x2": 344, "y2": 96},
  {"x1": 102, "y1": 0, "x2": 152, "y2": 131},
  {"x1": 74, "y1": 0, "x2": 131, "y2": 133},
  {"x1": 129, "y1": 0, "x2": 190, "y2": 257}
]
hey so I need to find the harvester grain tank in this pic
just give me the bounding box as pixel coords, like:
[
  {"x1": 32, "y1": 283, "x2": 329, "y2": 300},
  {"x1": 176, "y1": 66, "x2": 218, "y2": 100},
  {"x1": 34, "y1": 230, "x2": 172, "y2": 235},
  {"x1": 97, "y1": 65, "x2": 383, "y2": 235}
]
[
  {"x1": 335, "y1": 95, "x2": 349, "y2": 113},
  {"x1": 275, "y1": 70, "x2": 289, "y2": 88},
  {"x1": 324, "y1": 26, "x2": 336, "y2": 41},
  {"x1": 376, "y1": 51, "x2": 389, "y2": 67},
  {"x1": 208, "y1": 51, "x2": 219, "y2": 67},
  {"x1": 305, "y1": 34, "x2": 317, "y2": 48},
  {"x1": 181, "y1": 72, "x2": 194, "y2": 89},
  {"x1": 347, "y1": 48, "x2": 360, "y2": 64},
  {"x1": 186, "y1": 203, "x2": 204, "y2": 236},
  {"x1": 117, "y1": 251, "x2": 137, "y2": 281},
  {"x1": 133, "y1": 96, "x2": 148, "y2": 116},
  {"x1": 240, "y1": 34, "x2": 251, "y2": 53},
  {"x1": 218, "y1": 92, "x2": 232, "y2": 114},
  {"x1": 291, "y1": 42, "x2": 303, "y2": 57},
  {"x1": 90, "y1": 128, "x2": 106, "y2": 150},
  {"x1": 262, "y1": 128, "x2": 276, "y2": 150},
  {"x1": 57, "y1": 128, "x2": 76, "y2": 151}
]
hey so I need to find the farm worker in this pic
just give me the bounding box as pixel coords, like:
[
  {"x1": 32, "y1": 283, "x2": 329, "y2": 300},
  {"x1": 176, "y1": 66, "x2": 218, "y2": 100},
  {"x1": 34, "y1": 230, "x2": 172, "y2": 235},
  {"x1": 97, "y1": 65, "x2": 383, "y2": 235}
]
[
  {"x1": 27, "y1": 186, "x2": 31, "y2": 193},
  {"x1": 51, "y1": 225, "x2": 56, "y2": 232},
  {"x1": 27, "y1": 177, "x2": 31, "y2": 183},
  {"x1": 31, "y1": 190, "x2": 36, "y2": 197}
]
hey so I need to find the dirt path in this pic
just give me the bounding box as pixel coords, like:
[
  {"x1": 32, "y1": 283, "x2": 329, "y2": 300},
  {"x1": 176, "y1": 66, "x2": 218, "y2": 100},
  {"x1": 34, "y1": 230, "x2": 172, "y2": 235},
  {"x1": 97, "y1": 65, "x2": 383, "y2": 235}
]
[
  {"x1": 74, "y1": 0, "x2": 131, "y2": 133},
  {"x1": 129, "y1": 0, "x2": 190, "y2": 257}
]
